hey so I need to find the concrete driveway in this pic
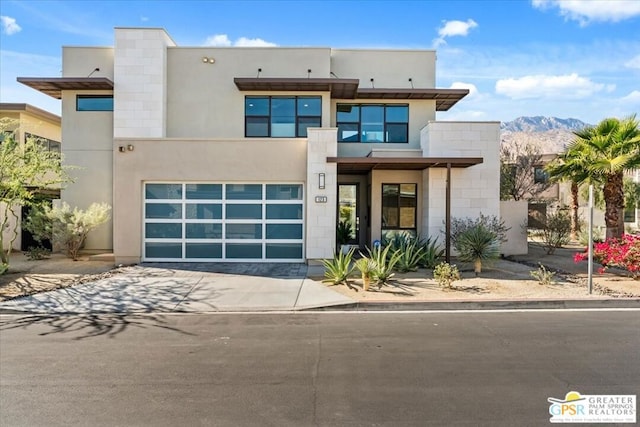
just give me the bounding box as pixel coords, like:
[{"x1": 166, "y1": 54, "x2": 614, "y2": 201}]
[{"x1": 0, "y1": 263, "x2": 354, "y2": 314}]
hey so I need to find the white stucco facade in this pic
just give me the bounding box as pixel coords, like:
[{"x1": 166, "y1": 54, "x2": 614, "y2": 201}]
[{"x1": 19, "y1": 27, "x2": 509, "y2": 264}]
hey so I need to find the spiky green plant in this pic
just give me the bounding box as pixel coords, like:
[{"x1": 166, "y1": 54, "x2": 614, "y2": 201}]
[
  {"x1": 366, "y1": 245, "x2": 401, "y2": 286},
  {"x1": 419, "y1": 236, "x2": 445, "y2": 269},
  {"x1": 321, "y1": 248, "x2": 355, "y2": 285},
  {"x1": 455, "y1": 225, "x2": 500, "y2": 275},
  {"x1": 394, "y1": 238, "x2": 424, "y2": 272}
]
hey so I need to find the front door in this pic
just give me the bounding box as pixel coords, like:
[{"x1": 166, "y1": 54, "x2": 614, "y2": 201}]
[{"x1": 338, "y1": 183, "x2": 359, "y2": 246}]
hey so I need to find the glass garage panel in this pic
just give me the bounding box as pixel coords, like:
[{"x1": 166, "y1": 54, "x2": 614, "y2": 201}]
[
  {"x1": 266, "y1": 204, "x2": 303, "y2": 220},
  {"x1": 226, "y1": 243, "x2": 262, "y2": 259},
  {"x1": 226, "y1": 224, "x2": 262, "y2": 239},
  {"x1": 186, "y1": 223, "x2": 222, "y2": 239},
  {"x1": 186, "y1": 184, "x2": 222, "y2": 200},
  {"x1": 186, "y1": 203, "x2": 222, "y2": 219},
  {"x1": 145, "y1": 203, "x2": 182, "y2": 219},
  {"x1": 266, "y1": 184, "x2": 302, "y2": 200},
  {"x1": 145, "y1": 184, "x2": 182, "y2": 199},
  {"x1": 186, "y1": 243, "x2": 222, "y2": 258},
  {"x1": 226, "y1": 184, "x2": 262, "y2": 200},
  {"x1": 266, "y1": 243, "x2": 303, "y2": 259},
  {"x1": 145, "y1": 242, "x2": 182, "y2": 258},
  {"x1": 145, "y1": 223, "x2": 182, "y2": 239},
  {"x1": 226, "y1": 204, "x2": 262, "y2": 219},
  {"x1": 266, "y1": 224, "x2": 303, "y2": 240}
]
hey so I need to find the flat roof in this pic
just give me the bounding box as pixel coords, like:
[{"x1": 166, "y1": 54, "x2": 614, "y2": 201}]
[
  {"x1": 0, "y1": 103, "x2": 60, "y2": 123},
  {"x1": 327, "y1": 156, "x2": 483, "y2": 173},
  {"x1": 17, "y1": 77, "x2": 114, "y2": 99}
]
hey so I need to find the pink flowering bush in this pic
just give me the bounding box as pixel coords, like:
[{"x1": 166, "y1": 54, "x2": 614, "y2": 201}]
[{"x1": 574, "y1": 234, "x2": 640, "y2": 279}]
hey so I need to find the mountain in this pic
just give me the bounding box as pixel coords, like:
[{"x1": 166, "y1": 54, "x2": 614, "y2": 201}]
[
  {"x1": 500, "y1": 116, "x2": 592, "y2": 154},
  {"x1": 501, "y1": 116, "x2": 589, "y2": 132}
]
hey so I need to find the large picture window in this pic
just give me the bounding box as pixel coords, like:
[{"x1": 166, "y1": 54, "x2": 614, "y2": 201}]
[
  {"x1": 245, "y1": 96, "x2": 321, "y2": 138},
  {"x1": 337, "y1": 104, "x2": 408, "y2": 143},
  {"x1": 381, "y1": 183, "x2": 417, "y2": 239}
]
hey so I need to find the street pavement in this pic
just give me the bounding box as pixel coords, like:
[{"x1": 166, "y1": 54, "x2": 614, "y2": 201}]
[{"x1": 1, "y1": 311, "x2": 638, "y2": 426}]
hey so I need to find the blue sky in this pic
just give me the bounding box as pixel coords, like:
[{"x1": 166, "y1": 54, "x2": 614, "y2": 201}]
[{"x1": 1, "y1": 0, "x2": 638, "y2": 125}]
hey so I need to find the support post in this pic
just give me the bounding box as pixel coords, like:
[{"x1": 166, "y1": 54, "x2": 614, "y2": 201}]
[
  {"x1": 588, "y1": 184, "x2": 593, "y2": 294},
  {"x1": 445, "y1": 162, "x2": 451, "y2": 263}
]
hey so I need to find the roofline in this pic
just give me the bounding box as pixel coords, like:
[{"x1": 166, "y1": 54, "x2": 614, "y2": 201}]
[{"x1": 0, "y1": 103, "x2": 61, "y2": 124}]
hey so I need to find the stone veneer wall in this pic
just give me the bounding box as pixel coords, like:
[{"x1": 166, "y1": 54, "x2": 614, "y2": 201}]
[
  {"x1": 421, "y1": 121, "x2": 501, "y2": 241},
  {"x1": 306, "y1": 128, "x2": 338, "y2": 261},
  {"x1": 114, "y1": 28, "x2": 175, "y2": 138}
]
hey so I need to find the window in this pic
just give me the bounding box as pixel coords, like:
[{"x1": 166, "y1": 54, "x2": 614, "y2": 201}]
[
  {"x1": 381, "y1": 183, "x2": 417, "y2": 239},
  {"x1": 25, "y1": 133, "x2": 61, "y2": 153},
  {"x1": 245, "y1": 96, "x2": 321, "y2": 137},
  {"x1": 76, "y1": 95, "x2": 113, "y2": 111},
  {"x1": 337, "y1": 104, "x2": 408, "y2": 143},
  {"x1": 534, "y1": 166, "x2": 549, "y2": 184}
]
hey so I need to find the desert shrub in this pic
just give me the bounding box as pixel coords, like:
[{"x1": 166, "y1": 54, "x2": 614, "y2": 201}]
[
  {"x1": 529, "y1": 263, "x2": 556, "y2": 285},
  {"x1": 25, "y1": 202, "x2": 111, "y2": 260},
  {"x1": 455, "y1": 224, "x2": 500, "y2": 275},
  {"x1": 25, "y1": 246, "x2": 51, "y2": 261},
  {"x1": 449, "y1": 214, "x2": 509, "y2": 248},
  {"x1": 433, "y1": 262, "x2": 461, "y2": 289},
  {"x1": 577, "y1": 227, "x2": 604, "y2": 247},
  {"x1": 321, "y1": 248, "x2": 355, "y2": 285},
  {"x1": 541, "y1": 211, "x2": 571, "y2": 254},
  {"x1": 366, "y1": 244, "x2": 401, "y2": 286}
]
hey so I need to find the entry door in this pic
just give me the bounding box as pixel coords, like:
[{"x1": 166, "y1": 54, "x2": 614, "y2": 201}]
[{"x1": 338, "y1": 184, "x2": 359, "y2": 245}]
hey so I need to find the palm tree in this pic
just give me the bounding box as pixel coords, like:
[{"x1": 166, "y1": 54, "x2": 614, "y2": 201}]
[
  {"x1": 546, "y1": 147, "x2": 591, "y2": 240},
  {"x1": 571, "y1": 115, "x2": 640, "y2": 239}
]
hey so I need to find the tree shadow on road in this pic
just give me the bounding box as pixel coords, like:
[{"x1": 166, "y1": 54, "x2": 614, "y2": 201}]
[{"x1": 0, "y1": 312, "x2": 196, "y2": 340}]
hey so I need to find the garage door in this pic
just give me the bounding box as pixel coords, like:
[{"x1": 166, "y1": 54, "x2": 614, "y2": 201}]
[{"x1": 143, "y1": 183, "x2": 304, "y2": 262}]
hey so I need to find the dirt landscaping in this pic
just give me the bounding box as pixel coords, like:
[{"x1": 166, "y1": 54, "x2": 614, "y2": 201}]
[{"x1": 1, "y1": 242, "x2": 638, "y2": 303}]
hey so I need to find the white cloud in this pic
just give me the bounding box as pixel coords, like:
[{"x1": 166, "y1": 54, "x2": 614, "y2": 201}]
[
  {"x1": 204, "y1": 34, "x2": 276, "y2": 47},
  {"x1": 532, "y1": 0, "x2": 640, "y2": 25},
  {"x1": 620, "y1": 90, "x2": 640, "y2": 104},
  {"x1": 433, "y1": 19, "x2": 477, "y2": 47},
  {"x1": 625, "y1": 54, "x2": 640, "y2": 70},
  {"x1": 450, "y1": 82, "x2": 479, "y2": 98},
  {"x1": 1, "y1": 16, "x2": 22, "y2": 35},
  {"x1": 495, "y1": 73, "x2": 606, "y2": 99}
]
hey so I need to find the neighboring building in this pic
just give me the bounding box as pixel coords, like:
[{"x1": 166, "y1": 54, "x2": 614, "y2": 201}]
[
  {"x1": 19, "y1": 27, "x2": 503, "y2": 265},
  {"x1": 0, "y1": 103, "x2": 61, "y2": 251}
]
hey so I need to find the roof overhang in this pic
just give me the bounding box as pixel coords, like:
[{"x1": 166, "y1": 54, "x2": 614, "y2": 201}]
[
  {"x1": 17, "y1": 77, "x2": 114, "y2": 99},
  {"x1": 327, "y1": 156, "x2": 483, "y2": 173},
  {"x1": 234, "y1": 77, "x2": 359, "y2": 98},
  {"x1": 356, "y1": 88, "x2": 469, "y2": 111}
]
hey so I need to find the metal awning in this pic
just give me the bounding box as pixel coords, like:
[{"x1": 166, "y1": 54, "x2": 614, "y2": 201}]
[
  {"x1": 327, "y1": 156, "x2": 483, "y2": 173},
  {"x1": 17, "y1": 77, "x2": 114, "y2": 99},
  {"x1": 356, "y1": 88, "x2": 469, "y2": 111},
  {"x1": 234, "y1": 77, "x2": 359, "y2": 98}
]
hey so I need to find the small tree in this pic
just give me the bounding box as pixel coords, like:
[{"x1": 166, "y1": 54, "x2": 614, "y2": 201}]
[
  {"x1": 540, "y1": 210, "x2": 572, "y2": 254},
  {"x1": 0, "y1": 118, "x2": 71, "y2": 271},
  {"x1": 500, "y1": 141, "x2": 552, "y2": 201},
  {"x1": 25, "y1": 202, "x2": 111, "y2": 260}
]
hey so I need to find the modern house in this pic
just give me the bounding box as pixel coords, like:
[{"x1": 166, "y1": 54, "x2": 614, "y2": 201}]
[
  {"x1": 0, "y1": 103, "x2": 61, "y2": 251},
  {"x1": 18, "y1": 27, "x2": 505, "y2": 265}
]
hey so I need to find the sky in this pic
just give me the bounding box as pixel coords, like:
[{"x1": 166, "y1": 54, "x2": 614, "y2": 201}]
[{"x1": 1, "y1": 0, "x2": 639, "y2": 125}]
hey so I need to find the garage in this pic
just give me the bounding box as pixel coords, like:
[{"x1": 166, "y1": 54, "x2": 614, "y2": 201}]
[{"x1": 143, "y1": 183, "x2": 304, "y2": 262}]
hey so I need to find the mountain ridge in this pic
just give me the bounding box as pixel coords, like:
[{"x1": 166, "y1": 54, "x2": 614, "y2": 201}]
[
  {"x1": 500, "y1": 116, "x2": 592, "y2": 154},
  {"x1": 501, "y1": 116, "x2": 590, "y2": 132}
]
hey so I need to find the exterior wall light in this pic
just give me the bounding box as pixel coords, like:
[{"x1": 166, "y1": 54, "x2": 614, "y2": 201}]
[
  {"x1": 118, "y1": 146, "x2": 126, "y2": 153},
  {"x1": 202, "y1": 57, "x2": 215, "y2": 64},
  {"x1": 127, "y1": 144, "x2": 134, "y2": 151},
  {"x1": 319, "y1": 173, "x2": 326, "y2": 190}
]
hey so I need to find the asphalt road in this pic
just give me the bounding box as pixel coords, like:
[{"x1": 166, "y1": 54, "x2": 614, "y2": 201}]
[{"x1": 1, "y1": 310, "x2": 638, "y2": 426}]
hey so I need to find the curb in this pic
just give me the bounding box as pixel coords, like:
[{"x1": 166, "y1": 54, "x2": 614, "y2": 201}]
[{"x1": 303, "y1": 298, "x2": 640, "y2": 311}]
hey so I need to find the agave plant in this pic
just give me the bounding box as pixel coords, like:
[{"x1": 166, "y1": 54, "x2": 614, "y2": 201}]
[
  {"x1": 394, "y1": 238, "x2": 424, "y2": 273},
  {"x1": 366, "y1": 245, "x2": 401, "y2": 287},
  {"x1": 455, "y1": 225, "x2": 500, "y2": 275},
  {"x1": 419, "y1": 236, "x2": 445, "y2": 269},
  {"x1": 321, "y1": 248, "x2": 355, "y2": 285}
]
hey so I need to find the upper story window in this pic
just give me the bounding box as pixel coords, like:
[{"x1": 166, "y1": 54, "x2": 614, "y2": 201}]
[
  {"x1": 25, "y1": 133, "x2": 61, "y2": 153},
  {"x1": 76, "y1": 95, "x2": 113, "y2": 111},
  {"x1": 245, "y1": 96, "x2": 321, "y2": 138},
  {"x1": 337, "y1": 104, "x2": 408, "y2": 143},
  {"x1": 534, "y1": 166, "x2": 549, "y2": 184}
]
